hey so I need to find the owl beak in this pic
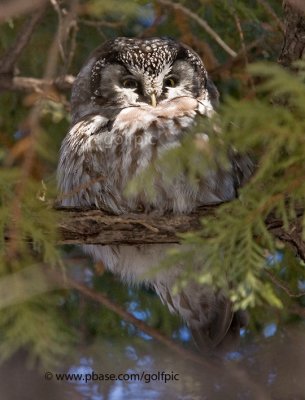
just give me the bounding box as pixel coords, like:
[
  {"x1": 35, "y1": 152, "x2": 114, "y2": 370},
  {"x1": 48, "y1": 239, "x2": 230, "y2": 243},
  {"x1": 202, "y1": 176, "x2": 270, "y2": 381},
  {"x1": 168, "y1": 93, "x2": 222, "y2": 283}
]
[{"x1": 150, "y1": 93, "x2": 157, "y2": 107}]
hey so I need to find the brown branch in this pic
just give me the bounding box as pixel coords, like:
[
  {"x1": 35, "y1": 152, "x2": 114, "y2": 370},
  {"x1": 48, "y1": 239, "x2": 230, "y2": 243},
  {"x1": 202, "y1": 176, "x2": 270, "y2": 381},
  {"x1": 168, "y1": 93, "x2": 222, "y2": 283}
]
[
  {"x1": 264, "y1": 269, "x2": 305, "y2": 298},
  {"x1": 265, "y1": 209, "x2": 305, "y2": 263},
  {"x1": 210, "y1": 36, "x2": 266, "y2": 78},
  {"x1": 50, "y1": 0, "x2": 79, "y2": 73},
  {"x1": 0, "y1": 75, "x2": 74, "y2": 93},
  {"x1": 79, "y1": 19, "x2": 123, "y2": 28},
  {"x1": 279, "y1": 0, "x2": 305, "y2": 66},
  {"x1": 155, "y1": 0, "x2": 237, "y2": 58},
  {"x1": 4, "y1": 3, "x2": 66, "y2": 262},
  {"x1": 231, "y1": 6, "x2": 256, "y2": 93},
  {"x1": 54, "y1": 205, "x2": 305, "y2": 258},
  {"x1": 55, "y1": 205, "x2": 208, "y2": 245},
  {"x1": 0, "y1": 4, "x2": 47, "y2": 74},
  {"x1": 53, "y1": 271, "x2": 270, "y2": 398},
  {"x1": 256, "y1": 0, "x2": 285, "y2": 33},
  {"x1": 60, "y1": 273, "x2": 212, "y2": 367},
  {"x1": 0, "y1": 261, "x2": 269, "y2": 396}
]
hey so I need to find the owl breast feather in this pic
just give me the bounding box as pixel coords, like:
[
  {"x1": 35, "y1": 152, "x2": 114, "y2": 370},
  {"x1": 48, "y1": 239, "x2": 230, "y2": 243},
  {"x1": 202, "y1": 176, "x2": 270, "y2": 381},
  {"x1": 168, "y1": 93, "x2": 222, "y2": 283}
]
[{"x1": 58, "y1": 97, "x2": 234, "y2": 214}]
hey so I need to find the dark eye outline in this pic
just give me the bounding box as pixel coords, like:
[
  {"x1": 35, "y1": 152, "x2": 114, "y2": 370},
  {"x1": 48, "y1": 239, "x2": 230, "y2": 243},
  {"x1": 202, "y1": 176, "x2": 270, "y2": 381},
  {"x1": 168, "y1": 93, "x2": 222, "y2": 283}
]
[
  {"x1": 122, "y1": 78, "x2": 139, "y2": 89},
  {"x1": 164, "y1": 76, "x2": 179, "y2": 88}
]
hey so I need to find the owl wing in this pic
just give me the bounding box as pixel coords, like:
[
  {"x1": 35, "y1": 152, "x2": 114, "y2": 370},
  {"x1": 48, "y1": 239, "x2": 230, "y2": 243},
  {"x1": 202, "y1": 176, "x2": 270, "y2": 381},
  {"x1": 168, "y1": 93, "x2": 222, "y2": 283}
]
[
  {"x1": 230, "y1": 151, "x2": 255, "y2": 195},
  {"x1": 57, "y1": 115, "x2": 128, "y2": 213},
  {"x1": 154, "y1": 152, "x2": 254, "y2": 351}
]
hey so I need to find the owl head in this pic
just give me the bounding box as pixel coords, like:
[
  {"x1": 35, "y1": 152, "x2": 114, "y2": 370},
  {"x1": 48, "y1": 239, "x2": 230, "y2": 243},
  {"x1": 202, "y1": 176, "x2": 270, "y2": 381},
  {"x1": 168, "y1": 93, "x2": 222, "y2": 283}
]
[{"x1": 71, "y1": 37, "x2": 218, "y2": 124}]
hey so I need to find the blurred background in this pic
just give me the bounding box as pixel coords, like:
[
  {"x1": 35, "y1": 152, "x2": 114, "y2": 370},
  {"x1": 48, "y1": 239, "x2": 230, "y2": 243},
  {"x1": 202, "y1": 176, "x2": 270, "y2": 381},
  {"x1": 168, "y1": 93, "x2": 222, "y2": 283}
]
[{"x1": 1, "y1": 0, "x2": 305, "y2": 399}]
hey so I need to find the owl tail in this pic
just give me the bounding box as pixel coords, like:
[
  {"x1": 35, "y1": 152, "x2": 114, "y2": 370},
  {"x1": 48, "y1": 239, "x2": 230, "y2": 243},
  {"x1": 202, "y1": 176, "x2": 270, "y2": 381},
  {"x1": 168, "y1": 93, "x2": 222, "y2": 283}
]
[
  {"x1": 155, "y1": 282, "x2": 247, "y2": 352},
  {"x1": 190, "y1": 299, "x2": 248, "y2": 352}
]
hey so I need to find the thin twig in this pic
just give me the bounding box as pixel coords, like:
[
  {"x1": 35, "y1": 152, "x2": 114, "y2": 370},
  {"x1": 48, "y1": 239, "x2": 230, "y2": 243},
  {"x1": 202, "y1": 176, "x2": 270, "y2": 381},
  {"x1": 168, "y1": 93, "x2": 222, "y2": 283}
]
[
  {"x1": 5, "y1": 8, "x2": 64, "y2": 262},
  {"x1": 65, "y1": 20, "x2": 78, "y2": 73},
  {"x1": 210, "y1": 36, "x2": 266, "y2": 77},
  {"x1": 0, "y1": 5, "x2": 47, "y2": 74},
  {"x1": 0, "y1": 75, "x2": 74, "y2": 93},
  {"x1": 79, "y1": 19, "x2": 123, "y2": 28},
  {"x1": 264, "y1": 269, "x2": 305, "y2": 298},
  {"x1": 61, "y1": 273, "x2": 212, "y2": 367},
  {"x1": 256, "y1": 0, "x2": 285, "y2": 33},
  {"x1": 155, "y1": 0, "x2": 237, "y2": 57},
  {"x1": 50, "y1": 0, "x2": 66, "y2": 62},
  {"x1": 50, "y1": 0, "x2": 79, "y2": 73},
  {"x1": 231, "y1": 7, "x2": 256, "y2": 93}
]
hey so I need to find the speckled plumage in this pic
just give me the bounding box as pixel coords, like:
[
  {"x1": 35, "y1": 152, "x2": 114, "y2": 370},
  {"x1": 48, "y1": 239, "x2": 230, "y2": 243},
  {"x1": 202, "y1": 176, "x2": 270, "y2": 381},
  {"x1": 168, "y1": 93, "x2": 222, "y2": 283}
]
[{"x1": 57, "y1": 37, "x2": 253, "y2": 349}]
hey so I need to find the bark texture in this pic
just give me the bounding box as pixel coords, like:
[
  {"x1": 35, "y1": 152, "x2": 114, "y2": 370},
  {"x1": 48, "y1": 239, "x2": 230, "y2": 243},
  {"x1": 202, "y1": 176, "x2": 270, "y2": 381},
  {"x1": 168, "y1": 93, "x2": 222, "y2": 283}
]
[
  {"x1": 56, "y1": 206, "x2": 305, "y2": 262},
  {"x1": 279, "y1": 0, "x2": 305, "y2": 66}
]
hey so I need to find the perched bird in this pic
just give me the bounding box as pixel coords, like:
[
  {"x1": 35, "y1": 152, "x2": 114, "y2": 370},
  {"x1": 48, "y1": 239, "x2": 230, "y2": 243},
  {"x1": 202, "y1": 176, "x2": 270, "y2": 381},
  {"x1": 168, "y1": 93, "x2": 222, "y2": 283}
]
[{"x1": 57, "y1": 37, "x2": 253, "y2": 349}]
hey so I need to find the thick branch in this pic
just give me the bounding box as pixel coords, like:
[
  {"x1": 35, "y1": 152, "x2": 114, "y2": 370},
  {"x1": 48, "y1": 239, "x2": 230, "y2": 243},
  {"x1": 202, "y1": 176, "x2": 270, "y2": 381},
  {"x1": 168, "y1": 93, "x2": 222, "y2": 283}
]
[
  {"x1": 56, "y1": 206, "x2": 305, "y2": 261},
  {"x1": 56, "y1": 206, "x2": 210, "y2": 245},
  {"x1": 279, "y1": 0, "x2": 305, "y2": 66}
]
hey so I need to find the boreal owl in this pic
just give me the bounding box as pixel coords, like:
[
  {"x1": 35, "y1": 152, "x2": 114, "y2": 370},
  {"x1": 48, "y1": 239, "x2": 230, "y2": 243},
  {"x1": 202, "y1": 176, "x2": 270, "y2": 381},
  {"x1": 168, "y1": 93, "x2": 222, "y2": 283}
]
[{"x1": 57, "y1": 37, "x2": 253, "y2": 349}]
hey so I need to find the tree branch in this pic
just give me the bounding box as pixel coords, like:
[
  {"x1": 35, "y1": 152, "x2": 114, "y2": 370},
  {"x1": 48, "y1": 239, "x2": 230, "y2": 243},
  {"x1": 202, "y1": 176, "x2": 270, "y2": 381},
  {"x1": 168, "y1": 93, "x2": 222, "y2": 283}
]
[
  {"x1": 56, "y1": 205, "x2": 208, "y2": 245},
  {"x1": 60, "y1": 272, "x2": 212, "y2": 367},
  {"x1": 55, "y1": 205, "x2": 305, "y2": 261},
  {"x1": 279, "y1": 0, "x2": 305, "y2": 66},
  {"x1": 0, "y1": 75, "x2": 74, "y2": 93},
  {"x1": 52, "y1": 270, "x2": 271, "y2": 398},
  {"x1": 155, "y1": 0, "x2": 237, "y2": 58},
  {"x1": 0, "y1": 5, "x2": 47, "y2": 74},
  {"x1": 256, "y1": 0, "x2": 285, "y2": 33},
  {"x1": 264, "y1": 268, "x2": 305, "y2": 298}
]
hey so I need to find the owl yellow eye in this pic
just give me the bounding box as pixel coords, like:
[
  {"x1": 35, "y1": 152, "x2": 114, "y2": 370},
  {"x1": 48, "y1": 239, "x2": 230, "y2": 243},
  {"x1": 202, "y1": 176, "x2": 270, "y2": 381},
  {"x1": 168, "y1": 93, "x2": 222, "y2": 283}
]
[
  {"x1": 122, "y1": 78, "x2": 139, "y2": 89},
  {"x1": 164, "y1": 77, "x2": 178, "y2": 87}
]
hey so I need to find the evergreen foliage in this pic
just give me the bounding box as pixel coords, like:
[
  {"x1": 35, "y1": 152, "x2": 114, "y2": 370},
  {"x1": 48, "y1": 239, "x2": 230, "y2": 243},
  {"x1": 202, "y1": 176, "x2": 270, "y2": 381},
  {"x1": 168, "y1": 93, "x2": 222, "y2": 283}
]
[
  {"x1": 149, "y1": 61, "x2": 305, "y2": 310},
  {"x1": 0, "y1": 0, "x2": 304, "y2": 366}
]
